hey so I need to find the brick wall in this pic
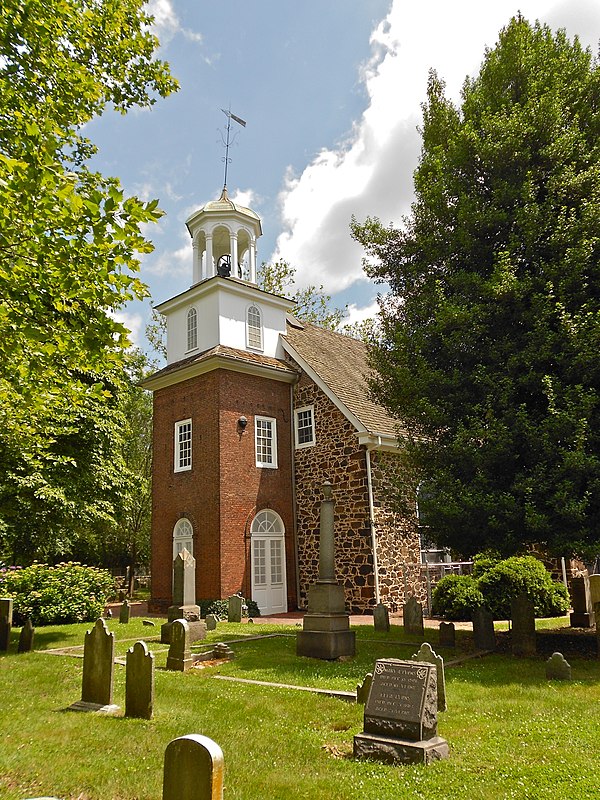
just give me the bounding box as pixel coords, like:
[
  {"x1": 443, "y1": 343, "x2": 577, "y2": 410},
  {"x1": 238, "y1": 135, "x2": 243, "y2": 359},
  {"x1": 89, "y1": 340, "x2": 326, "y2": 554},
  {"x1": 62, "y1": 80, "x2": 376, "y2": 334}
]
[{"x1": 149, "y1": 366, "x2": 296, "y2": 612}]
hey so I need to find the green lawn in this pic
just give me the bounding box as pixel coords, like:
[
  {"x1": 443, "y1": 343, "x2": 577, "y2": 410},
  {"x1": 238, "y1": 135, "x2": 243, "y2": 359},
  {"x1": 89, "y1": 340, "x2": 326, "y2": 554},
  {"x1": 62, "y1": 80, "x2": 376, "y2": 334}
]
[{"x1": 0, "y1": 617, "x2": 598, "y2": 800}]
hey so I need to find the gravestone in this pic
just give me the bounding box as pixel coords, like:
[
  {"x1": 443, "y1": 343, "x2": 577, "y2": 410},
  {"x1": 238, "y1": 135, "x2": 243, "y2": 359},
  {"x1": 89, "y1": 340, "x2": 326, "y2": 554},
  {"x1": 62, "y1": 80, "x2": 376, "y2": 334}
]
[
  {"x1": 511, "y1": 593, "x2": 536, "y2": 657},
  {"x1": 213, "y1": 642, "x2": 234, "y2": 660},
  {"x1": 69, "y1": 618, "x2": 120, "y2": 714},
  {"x1": 411, "y1": 642, "x2": 446, "y2": 711},
  {"x1": 403, "y1": 596, "x2": 424, "y2": 636},
  {"x1": 0, "y1": 597, "x2": 13, "y2": 652},
  {"x1": 125, "y1": 640, "x2": 154, "y2": 719},
  {"x1": 356, "y1": 672, "x2": 373, "y2": 705},
  {"x1": 166, "y1": 619, "x2": 193, "y2": 672},
  {"x1": 161, "y1": 549, "x2": 205, "y2": 645},
  {"x1": 205, "y1": 614, "x2": 218, "y2": 631},
  {"x1": 227, "y1": 595, "x2": 243, "y2": 623},
  {"x1": 353, "y1": 659, "x2": 449, "y2": 764},
  {"x1": 546, "y1": 651, "x2": 571, "y2": 680},
  {"x1": 588, "y1": 575, "x2": 600, "y2": 610},
  {"x1": 119, "y1": 599, "x2": 131, "y2": 624},
  {"x1": 143, "y1": 619, "x2": 156, "y2": 627},
  {"x1": 570, "y1": 575, "x2": 593, "y2": 628},
  {"x1": 472, "y1": 607, "x2": 496, "y2": 651},
  {"x1": 18, "y1": 618, "x2": 35, "y2": 653},
  {"x1": 595, "y1": 603, "x2": 600, "y2": 657},
  {"x1": 296, "y1": 482, "x2": 355, "y2": 660},
  {"x1": 438, "y1": 621, "x2": 455, "y2": 648},
  {"x1": 163, "y1": 734, "x2": 224, "y2": 800},
  {"x1": 373, "y1": 602, "x2": 390, "y2": 632}
]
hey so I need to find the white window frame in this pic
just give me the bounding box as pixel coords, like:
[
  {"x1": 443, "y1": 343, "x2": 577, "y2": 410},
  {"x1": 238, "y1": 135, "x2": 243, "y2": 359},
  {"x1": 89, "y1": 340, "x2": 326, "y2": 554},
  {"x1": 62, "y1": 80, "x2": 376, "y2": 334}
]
[
  {"x1": 174, "y1": 419, "x2": 192, "y2": 472},
  {"x1": 186, "y1": 306, "x2": 198, "y2": 352},
  {"x1": 255, "y1": 415, "x2": 277, "y2": 469},
  {"x1": 294, "y1": 405, "x2": 315, "y2": 448},
  {"x1": 246, "y1": 304, "x2": 263, "y2": 351}
]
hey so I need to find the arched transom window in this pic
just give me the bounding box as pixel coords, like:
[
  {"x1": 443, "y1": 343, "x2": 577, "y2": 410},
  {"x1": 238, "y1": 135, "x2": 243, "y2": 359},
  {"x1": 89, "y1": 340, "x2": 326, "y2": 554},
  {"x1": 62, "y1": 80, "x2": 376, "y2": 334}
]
[{"x1": 173, "y1": 518, "x2": 194, "y2": 559}]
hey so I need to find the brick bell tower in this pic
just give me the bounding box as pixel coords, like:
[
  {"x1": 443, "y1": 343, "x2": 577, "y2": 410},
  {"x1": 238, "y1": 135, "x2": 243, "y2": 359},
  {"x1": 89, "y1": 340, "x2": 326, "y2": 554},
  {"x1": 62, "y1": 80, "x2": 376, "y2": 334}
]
[{"x1": 144, "y1": 188, "x2": 297, "y2": 615}]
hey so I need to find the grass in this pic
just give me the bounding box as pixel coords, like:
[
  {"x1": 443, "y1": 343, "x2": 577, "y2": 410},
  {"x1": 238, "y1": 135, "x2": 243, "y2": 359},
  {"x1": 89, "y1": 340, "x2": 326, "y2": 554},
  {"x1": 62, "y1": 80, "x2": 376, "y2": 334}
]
[{"x1": 0, "y1": 616, "x2": 598, "y2": 800}]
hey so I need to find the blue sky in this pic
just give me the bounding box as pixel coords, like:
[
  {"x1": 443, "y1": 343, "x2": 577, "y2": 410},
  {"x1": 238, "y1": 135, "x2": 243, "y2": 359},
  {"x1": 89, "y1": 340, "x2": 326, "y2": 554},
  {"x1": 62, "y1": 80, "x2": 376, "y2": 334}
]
[{"x1": 86, "y1": 0, "x2": 600, "y2": 349}]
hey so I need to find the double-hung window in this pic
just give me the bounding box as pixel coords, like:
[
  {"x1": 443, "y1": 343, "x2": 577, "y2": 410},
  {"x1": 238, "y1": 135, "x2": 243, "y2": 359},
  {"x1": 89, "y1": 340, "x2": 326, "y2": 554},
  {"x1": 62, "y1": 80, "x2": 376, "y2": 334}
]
[
  {"x1": 255, "y1": 416, "x2": 277, "y2": 468},
  {"x1": 294, "y1": 405, "x2": 315, "y2": 448},
  {"x1": 174, "y1": 419, "x2": 192, "y2": 472}
]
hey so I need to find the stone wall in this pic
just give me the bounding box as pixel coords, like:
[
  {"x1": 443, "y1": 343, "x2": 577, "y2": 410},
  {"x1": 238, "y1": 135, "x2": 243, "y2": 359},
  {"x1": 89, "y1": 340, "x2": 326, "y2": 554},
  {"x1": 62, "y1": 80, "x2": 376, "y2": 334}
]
[{"x1": 292, "y1": 371, "x2": 425, "y2": 613}]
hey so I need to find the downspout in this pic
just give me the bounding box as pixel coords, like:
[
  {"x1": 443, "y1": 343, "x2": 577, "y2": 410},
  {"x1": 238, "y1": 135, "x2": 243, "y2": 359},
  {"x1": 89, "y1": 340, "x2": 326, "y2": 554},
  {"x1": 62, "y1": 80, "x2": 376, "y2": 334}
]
[{"x1": 365, "y1": 445, "x2": 381, "y2": 605}]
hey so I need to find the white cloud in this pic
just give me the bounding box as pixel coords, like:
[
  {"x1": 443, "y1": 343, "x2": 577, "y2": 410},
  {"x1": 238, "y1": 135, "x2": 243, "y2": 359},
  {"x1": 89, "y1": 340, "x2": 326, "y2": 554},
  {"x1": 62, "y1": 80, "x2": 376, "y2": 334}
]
[
  {"x1": 273, "y1": 0, "x2": 600, "y2": 295},
  {"x1": 113, "y1": 310, "x2": 144, "y2": 347},
  {"x1": 145, "y1": 235, "x2": 192, "y2": 278},
  {"x1": 146, "y1": 0, "x2": 203, "y2": 45},
  {"x1": 344, "y1": 300, "x2": 380, "y2": 328}
]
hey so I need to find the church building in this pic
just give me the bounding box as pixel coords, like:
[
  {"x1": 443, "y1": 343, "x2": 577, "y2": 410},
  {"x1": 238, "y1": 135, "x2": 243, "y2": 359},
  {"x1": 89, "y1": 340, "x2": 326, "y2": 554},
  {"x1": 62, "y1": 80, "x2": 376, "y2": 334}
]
[{"x1": 144, "y1": 188, "x2": 427, "y2": 615}]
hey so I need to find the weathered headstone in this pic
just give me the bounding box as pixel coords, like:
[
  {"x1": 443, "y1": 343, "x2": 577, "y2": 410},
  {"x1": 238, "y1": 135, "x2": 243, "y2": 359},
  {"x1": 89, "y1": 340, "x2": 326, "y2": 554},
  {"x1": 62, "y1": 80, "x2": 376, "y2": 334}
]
[
  {"x1": 143, "y1": 619, "x2": 156, "y2": 627},
  {"x1": 205, "y1": 614, "x2": 218, "y2": 631},
  {"x1": 511, "y1": 593, "x2": 536, "y2": 657},
  {"x1": 356, "y1": 672, "x2": 373, "y2": 705},
  {"x1": 0, "y1": 597, "x2": 13, "y2": 652},
  {"x1": 438, "y1": 621, "x2": 455, "y2": 648},
  {"x1": 212, "y1": 642, "x2": 234, "y2": 660},
  {"x1": 163, "y1": 734, "x2": 224, "y2": 800},
  {"x1": 69, "y1": 618, "x2": 119, "y2": 713},
  {"x1": 595, "y1": 603, "x2": 600, "y2": 657},
  {"x1": 353, "y1": 659, "x2": 449, "y2": 764},
  {"x1": 161, "y1": 549, "x2": 205, "y2": 645},
  {"x1": 411, "y1": 642, "x2": 446, "y2": 711},
  {"x1": 570, "y1": 575, "x2": 594, "y2": 628},
  {"x1": 296, "y1": 482, "x2": 356, "y2": 659},
  {"x1": 227, "y1": 595, "x2": 243, "y2": 623},
  {"x1": 166, "y1": 619, "x2": 193, "y2": 672},
  {"x1": 472, "y1": 606, "x2": 496, "y2": 651},
  {"x1": 119, "y1": 598, "x2": 131, "y2": 624},
  {"x1": 588, "y1": 574, "x2": 600, "y2": 609},
  {"x1": 373, "y1": 602, "x2": 390, "y2": 632},
  {"x1": 125, "y1": 640, "x2": 154, "y2": 719},
  {"x1": 546, "y1": 651, "x2": 571, "y2": 680},
  {"x1": 18, "y1": 618, "x2": 35, "y2": 653},
  {"x1": 403, "y1": 596, "x2": 424, "y2": 636}
]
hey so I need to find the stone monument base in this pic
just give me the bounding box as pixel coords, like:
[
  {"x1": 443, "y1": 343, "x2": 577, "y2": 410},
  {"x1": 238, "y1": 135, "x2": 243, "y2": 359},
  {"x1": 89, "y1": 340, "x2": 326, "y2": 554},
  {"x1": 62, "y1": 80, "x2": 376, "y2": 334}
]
[
  {"x1": 296, "y1": 614, "x2": 356, "y2": 660},
  {"x1": 67, "y1": 701, "x2": 121, "y2": 715},
  {"x1": 570, "y1": 611, "x2": 593, "y2": 628},
  {"x1": 353, "y1": 732, "x2": 449, "y2": 765}
]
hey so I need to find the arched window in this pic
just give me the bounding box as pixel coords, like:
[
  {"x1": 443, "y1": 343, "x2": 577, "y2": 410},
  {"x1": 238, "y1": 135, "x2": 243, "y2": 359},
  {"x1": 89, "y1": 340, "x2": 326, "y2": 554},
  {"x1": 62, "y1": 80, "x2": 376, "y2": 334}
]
[
  {"x1": 246, "y1": 304, "x2": 263, "y2": 350},
  {"x1": 187, "y1": 307, "x2": 198, "y2": 351},
  {"x1": 173, "y1": 518, "x2": 194, "y2": 560}
]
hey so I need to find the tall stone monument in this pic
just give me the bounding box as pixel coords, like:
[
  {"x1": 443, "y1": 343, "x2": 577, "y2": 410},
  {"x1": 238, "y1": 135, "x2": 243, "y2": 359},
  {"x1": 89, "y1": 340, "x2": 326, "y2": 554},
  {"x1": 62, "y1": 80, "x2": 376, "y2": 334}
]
[
  {"x1": 570, "y1": 575, "x2": 594, "y2": 628},
  {"x1": 161, "y1": 549, "x2": 206, "y2": 644},
  {"x1": 296, "y1": 482, "x2": 356, "y2": 660}
]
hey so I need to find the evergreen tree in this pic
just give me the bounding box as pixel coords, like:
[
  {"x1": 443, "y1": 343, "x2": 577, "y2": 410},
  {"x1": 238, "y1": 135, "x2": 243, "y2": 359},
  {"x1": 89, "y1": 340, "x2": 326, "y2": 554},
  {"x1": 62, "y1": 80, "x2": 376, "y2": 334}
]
[{"x1": 352, "y1": 16, "x2": 600, "y2": 559}]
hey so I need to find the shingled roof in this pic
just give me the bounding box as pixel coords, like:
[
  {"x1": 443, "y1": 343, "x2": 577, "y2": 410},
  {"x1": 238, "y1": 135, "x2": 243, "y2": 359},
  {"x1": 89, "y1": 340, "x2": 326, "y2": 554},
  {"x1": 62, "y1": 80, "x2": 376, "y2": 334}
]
[{"x1": 282, "y1": 319, "x2": 404, "y2": 441}]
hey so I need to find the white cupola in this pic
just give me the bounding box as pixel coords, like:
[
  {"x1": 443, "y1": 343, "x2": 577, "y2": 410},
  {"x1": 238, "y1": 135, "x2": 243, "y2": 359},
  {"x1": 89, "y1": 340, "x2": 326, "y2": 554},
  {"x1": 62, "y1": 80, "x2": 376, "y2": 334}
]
[{"x1": 185, "y1": 187, "x2": 262, "y2": 285}]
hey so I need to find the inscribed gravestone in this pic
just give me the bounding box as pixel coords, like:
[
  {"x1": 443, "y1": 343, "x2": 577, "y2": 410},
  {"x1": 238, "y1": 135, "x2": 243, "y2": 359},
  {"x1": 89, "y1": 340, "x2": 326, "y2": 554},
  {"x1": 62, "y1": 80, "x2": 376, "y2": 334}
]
[
  {"x1": 163, "y1": 734, "x2": 224, "y2": 800},
  {"x1": 403, "y1": 596, "x2": 424, "y2": 636},
  {"x1": 119, "y1": 599, "x2": 131, "y2": 624},
  {"x1": 18, "y1": 618, "x2": 35, "y2": 653},
  {"x1": 166, "y1": 619, "x2": 193, "y2": 672},
  {"x1": 411, "y1": 642, "x2": 446, "y2": 711},
  {"x1": 0, "y1": 597, "x2": 13, "y2": 652},
  {"x1": 126, "y1": 640, "x2": 154, "y2": 719},
  {"x1": 570, "y1": 575, "x2": 593, "y2": 628},
  {"x1": 546, "y1": 651, "x2": 571, "y2": 680},
  {"x1": 354, "y1": 659, "x2": 448, "y2": 764},
  {"x1": 438, "y1": 621, "x2": 455, "y2": 648},
  {"x1": 511, "y1": 593, "x2": 536, "y2": 657},
  {"x1": 69, "y1": 618, "x2": 120, "y2": 713},
  {"x1": 373, "y1": 602, "x2": 390, "y2": 632},
  {"x1": 472, "y1": 607, "x2": 496, "y2": 651},
  {"x1": 228, "y1": 595, "x2": 242, "y2": 623}
]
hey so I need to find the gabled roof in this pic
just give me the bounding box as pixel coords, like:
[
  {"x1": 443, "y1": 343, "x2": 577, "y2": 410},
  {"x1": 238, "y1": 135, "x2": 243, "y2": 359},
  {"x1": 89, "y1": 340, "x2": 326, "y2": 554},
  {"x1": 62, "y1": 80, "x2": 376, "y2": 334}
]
[{"x1": 282, "y1": 320, "x2": 405, "y2": 447}]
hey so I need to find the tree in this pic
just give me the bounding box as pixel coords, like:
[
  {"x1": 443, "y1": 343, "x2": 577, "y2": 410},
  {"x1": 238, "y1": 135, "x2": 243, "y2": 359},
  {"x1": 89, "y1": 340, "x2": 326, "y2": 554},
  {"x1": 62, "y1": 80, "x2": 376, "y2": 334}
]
[
  {"x1": 0, "y1": 0, "x2": 177, "y2": 561},
  {"x1": 258, "y1": 259, "x2": 346, "y2": 330},
  {"x1": 352, "y1": 16, "x2": 600, "y2": 560}
]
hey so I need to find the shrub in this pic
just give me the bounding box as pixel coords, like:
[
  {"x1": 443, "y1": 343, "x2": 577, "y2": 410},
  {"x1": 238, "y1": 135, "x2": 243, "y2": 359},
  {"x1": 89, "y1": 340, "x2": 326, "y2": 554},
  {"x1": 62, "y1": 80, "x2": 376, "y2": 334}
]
[
  {"x1": 0, "y1": 562, "x2": 115, "y2": 626},
  {"x1": 198, "y1": 597, "x2": 261, "y2": 619},
  {"x1": 471, "y1": 550, "x2": 501, "y2": 578},
  {"x1": 478, "y1": 556, "x2": 569, "y2": 620},
  {"x1": 431, "y1": 574, "x2": 484, "y2": 620}
]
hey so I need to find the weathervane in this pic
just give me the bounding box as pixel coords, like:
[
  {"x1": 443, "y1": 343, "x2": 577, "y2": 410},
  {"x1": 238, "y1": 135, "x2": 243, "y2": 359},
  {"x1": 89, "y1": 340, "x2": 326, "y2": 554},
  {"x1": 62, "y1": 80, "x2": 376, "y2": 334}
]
[{"x1": 220, "y1": 107, "x2": 246, "y2": 190}]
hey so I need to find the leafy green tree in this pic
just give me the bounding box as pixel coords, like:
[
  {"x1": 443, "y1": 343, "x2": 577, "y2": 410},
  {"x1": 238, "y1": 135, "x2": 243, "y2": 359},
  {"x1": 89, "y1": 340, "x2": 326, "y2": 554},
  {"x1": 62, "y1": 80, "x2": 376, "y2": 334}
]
[
  {"x1": 352, "y1": 16, "x2": 600, "y2": 560},
  {"x1": 258, "y1": 259, "x2": 347, "y2": 330},
  {"x1": 0, "y1": 0, "x2": 177, "y2": 561}
]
